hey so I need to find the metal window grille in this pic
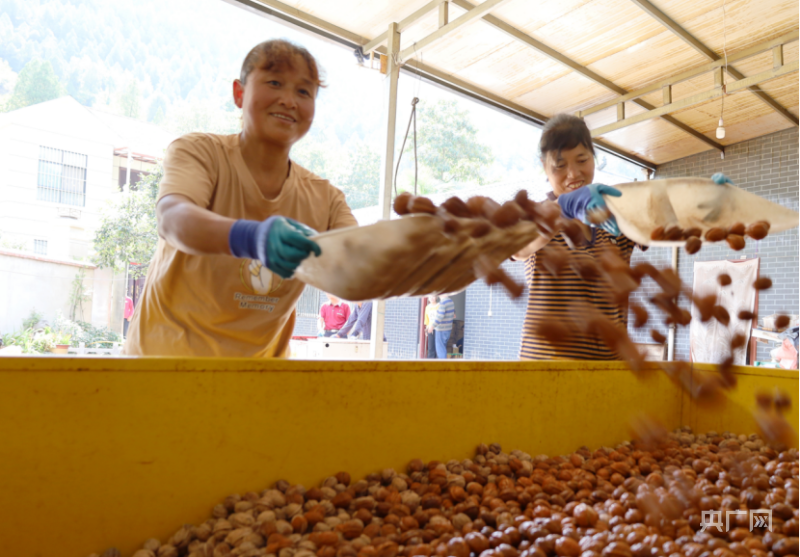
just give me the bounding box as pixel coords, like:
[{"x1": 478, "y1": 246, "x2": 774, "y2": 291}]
[
  {"x1": 296, "y1": 286, "x2": 322, "y2": 317},
  {"x1": 33, "y1": 240, "x2": 47, "y2": 255},
  {"x1": 36, "y1": 146, "x2": 88, "y2": 207}
]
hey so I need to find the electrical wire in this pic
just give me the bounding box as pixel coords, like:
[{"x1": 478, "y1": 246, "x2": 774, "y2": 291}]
[
  {"x1": 720, "y1": 0, "x2": 728, "y2": 123},
  {"x1": 393, "y1": 97, "x2": 420, "y2": 197}
]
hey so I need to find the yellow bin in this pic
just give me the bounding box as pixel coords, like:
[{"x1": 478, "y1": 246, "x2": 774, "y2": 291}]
[{"x1": 0, "y1": 357, "x2": 796, "y2": 557}]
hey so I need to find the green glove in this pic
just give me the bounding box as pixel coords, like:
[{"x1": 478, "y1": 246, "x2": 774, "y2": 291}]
[{"x1": 229, "y1": 216, "x2": 321, "y2": 279}]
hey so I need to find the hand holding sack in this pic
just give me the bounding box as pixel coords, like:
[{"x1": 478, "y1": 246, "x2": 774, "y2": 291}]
[
  {"x1": 229, "y1": 216, "x2": 322, "y2": 278},
  {"x1": 557, "y1": 184, "x2": 622, "y2": 236}
]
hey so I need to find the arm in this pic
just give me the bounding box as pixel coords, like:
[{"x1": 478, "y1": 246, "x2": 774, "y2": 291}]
[
  {"x1": 337, "y1": 307, "x2": 357, "y2": 337},
  {"x1": 157, "y1": 194, "x2": 234, "y2": 256},
  {"x1": 513, "y1": 235, "x2": 550, "y2": 261},
  {"x1": 327, "y1": 185, "x2": 358, "y2": 230},
  {"x1": 351, "y1": 302, "x2": 372, "y2": 338}
]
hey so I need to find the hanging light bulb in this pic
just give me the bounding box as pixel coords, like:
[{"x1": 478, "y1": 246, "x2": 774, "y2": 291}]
[{"x1": 716, "y1": 118, "x2": 726, "y2": 139}]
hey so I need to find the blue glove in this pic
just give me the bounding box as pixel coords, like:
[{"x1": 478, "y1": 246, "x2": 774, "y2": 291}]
[
  {"x1": 229, "y1": 216, "x2": 321, "y2": 279},
  {"x1": 557, "y1": 184, "x2": 622, "y2": 236},
  {"x1": 711, "y1": 173, "x2": 734, "y2": 185}
]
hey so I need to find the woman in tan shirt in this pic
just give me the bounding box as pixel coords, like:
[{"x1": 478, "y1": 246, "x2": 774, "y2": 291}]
[{"x1": 125, "y1": 40, "x2": 356, "y2": 357}]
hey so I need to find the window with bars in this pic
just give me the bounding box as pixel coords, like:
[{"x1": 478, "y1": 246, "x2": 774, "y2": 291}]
[
  {"x1": 37, "y1": 146, "x2": 88, "y2": 206},
  {"x1": 33, "y1": 240, "x2": 47, "y2": 255},
  {"x1": 296, "y1": 286, "x2": 322, "y2": 317}
]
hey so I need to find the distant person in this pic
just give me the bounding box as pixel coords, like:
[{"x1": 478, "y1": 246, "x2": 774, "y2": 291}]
[
  {"x1": 337, "y1": 301, "x2": 377, "y2": 340},
  {"x1": 123, "y1": 295, "x2": 134, "y2": 337},
  {"x1": 424, "y1": 295, "x2": 438, "y2": 358},
  {"x1": 432, "y1": 293, "x2": 455, "y2": 359},
  {"x1": 318, "y1": 293, "x2": 350, "y2": 337},
  {"x1": 124, "y1": 40, "x2": 356, "y2": 357}
]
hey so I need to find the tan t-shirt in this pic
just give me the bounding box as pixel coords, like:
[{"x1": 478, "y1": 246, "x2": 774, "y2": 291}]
[{"x1": 125, "y1": 133, "x2": 357, "y2": 357}]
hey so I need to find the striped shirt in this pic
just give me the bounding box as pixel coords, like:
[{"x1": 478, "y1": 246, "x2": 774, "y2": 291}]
[
  {"x1": 433, "y1": 298, "x2": 455, "y2": 332},
  {"x1": 519, "y1": 228, "x2": 638, "y2": 361}
]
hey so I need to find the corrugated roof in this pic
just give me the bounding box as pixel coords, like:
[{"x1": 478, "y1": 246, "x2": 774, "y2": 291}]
[{"x1": 243, "y1": 0, "x2": 798, "y2": 165}]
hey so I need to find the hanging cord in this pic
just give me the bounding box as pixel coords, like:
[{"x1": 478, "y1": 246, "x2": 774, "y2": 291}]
[
  {"x1": 720, "y1": 0, "x2": 728, "y2": 120},
  {"x1": 394, "y1": 97, "x2": 420, "y2": 197}
]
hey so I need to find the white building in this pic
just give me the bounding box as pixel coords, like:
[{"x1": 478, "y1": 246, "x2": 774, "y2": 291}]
[{"x1": 0, "y1": 96, "x2": 174, "y2": 335}]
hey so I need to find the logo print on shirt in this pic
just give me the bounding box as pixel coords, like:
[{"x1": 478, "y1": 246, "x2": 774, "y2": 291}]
[{"x1": 240, "y1": 260, "x2": 283, "y2": 295}]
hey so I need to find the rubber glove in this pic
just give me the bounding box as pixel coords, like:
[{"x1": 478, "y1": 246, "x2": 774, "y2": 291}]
[
  {"x1": 229, "y1": 216, "x2": 321, "y2": 278},
  {"x1": 557, "y1": 183, "x2": 622, "y2": 236},
  {"x1": 711, "y1": 173, "x2": 734, "y2": 185}
]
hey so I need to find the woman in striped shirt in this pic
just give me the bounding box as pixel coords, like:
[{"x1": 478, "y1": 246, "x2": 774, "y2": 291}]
[{"x1": 515, "y1": 114, "x2": 639, "y2": 361}]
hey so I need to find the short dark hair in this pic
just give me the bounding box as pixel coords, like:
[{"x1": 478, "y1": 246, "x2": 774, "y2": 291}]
[
  {"x1": 539, "y1": 113, "x2": 594, "y2": 160},
  {"x1": 240, "y1": 39, "x2": 325, "y2": 89}
]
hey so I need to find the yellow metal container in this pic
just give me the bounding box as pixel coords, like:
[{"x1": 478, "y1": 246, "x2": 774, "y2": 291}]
[{"x1": 0, "y1": 357, "x2": 796, "y2": 557}]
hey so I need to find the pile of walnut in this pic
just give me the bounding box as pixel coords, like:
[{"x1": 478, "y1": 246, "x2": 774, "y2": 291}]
[{"x1": 96, "y1": 429, "x2": 798, "y2": 557}]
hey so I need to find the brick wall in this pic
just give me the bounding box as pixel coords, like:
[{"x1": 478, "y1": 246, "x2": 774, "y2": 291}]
[
  {"x1": 632, "y1": 128, "x2": 799, "y2": 363},
  {"x1": 294, "y1": 315, "x2": 318, "y2": 336},
  {"x1": 384, "y1": 298, "x2": 421, "y2": 359},
  {"x1": 464, "y1": 260, "x2": 528, "y2": 359}
]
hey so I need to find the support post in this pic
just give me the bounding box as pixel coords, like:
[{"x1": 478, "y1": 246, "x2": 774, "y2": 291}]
[
  {"x1": 616, "y1": 102, "x2": 625, "y2": 121},
  {"x1": 439, "y1": 1, "x2": 449, "y2": 27},
  {"x1": 713, "y1": 66, "x2": 724, "y2": 89},
  {"x1": 773, "y1": 44, "x2": 784, "y2": 69},
  {"x1": 667, "y1": 246, "x2": 678, "y2": 361},
  {"x1": 370, "y1": 22, "x2": 401, "y2": 360},
  {"x1": 662, "y1": 85, "x2": 671, "y2": 105},
  {"x1": 125, "y1": 149, "x2": 132, "y2": 193}
]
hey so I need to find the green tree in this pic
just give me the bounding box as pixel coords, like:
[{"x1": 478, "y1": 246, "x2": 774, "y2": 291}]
[
  {"x1": 3, "y1": 58, "x2": 66, "y2": 111},
  {"x1": 116, "y1": 79, "x2": 142, "y2": 118},
  {"x1": 0, "y1": 59, "x2": 17, "y2": 96},
  {"x1": 92, "y1": 166, "x2": 162, "y2": 279},
  {"x1": 337, "y1": 140, "x2": 381, "y2": 210},
  {"x1": 166, "y1": 98, "x2": 240, "y2": 135},
  {"x1": 402, "y1": 99, "x2": 493, "y2": 188}
]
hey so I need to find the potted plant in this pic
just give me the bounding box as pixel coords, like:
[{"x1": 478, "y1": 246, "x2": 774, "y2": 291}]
[
  {"x1": 52, "y1": 331, "x2": 72, "y2": 354},
  {"x1": 36, "y1": 327, "x2": 71, "y2": 354}
]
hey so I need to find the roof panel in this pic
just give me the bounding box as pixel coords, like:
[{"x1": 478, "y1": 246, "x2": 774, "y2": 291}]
[
  {"x1": 659, "y1": 0, "x2": 798, "y2": 54},
  {"x1": 450, "y1": 43, "x2": 573, "y2": 100},
  {"x1": 586, "y1": 30, "x2": 709, "y2": 90},
  {"x1": 528, "y1": 0, "x2": 668, "y2": 67},
  {"x1": 489, "y1": 0, "x2": 593, "y2": 35},
  {"x1": 511, "y1": 72, "x2": 619, "y2": 115},
  {"x1": 602, "y1": 118, "x2": 712, "y2": 163}
]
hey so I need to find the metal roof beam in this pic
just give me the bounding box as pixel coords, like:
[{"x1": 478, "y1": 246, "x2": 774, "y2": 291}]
[
  {"x1": 397, "y1": 0, "x2": 513, "y2": 63},
  {"x1": 244, "y1": 0, "x2": 368, "y2": 45},
  {"x1": 629, "y1": 0, "x2": 798, "y2": 126},
  {"x1": 450, "y1": 0, "x2": 723, "y2": 152},
  {"x1": 362, "y1": 0, "x2": 446, "y2": 54},
  {"x1": 580, "y1": 31, "x2": 798, "y2": 117},
  {"x1": 592, "y1": 61, "x2": 798, "y2": 136}
]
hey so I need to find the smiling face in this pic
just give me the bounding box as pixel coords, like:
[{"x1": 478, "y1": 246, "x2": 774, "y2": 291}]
[
  {"x1": 233, "y1": 54, "x2": 317, "y2": 148},
  {"x1": 543, "y1": 143, "x2": 596, "y2": 198}
]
